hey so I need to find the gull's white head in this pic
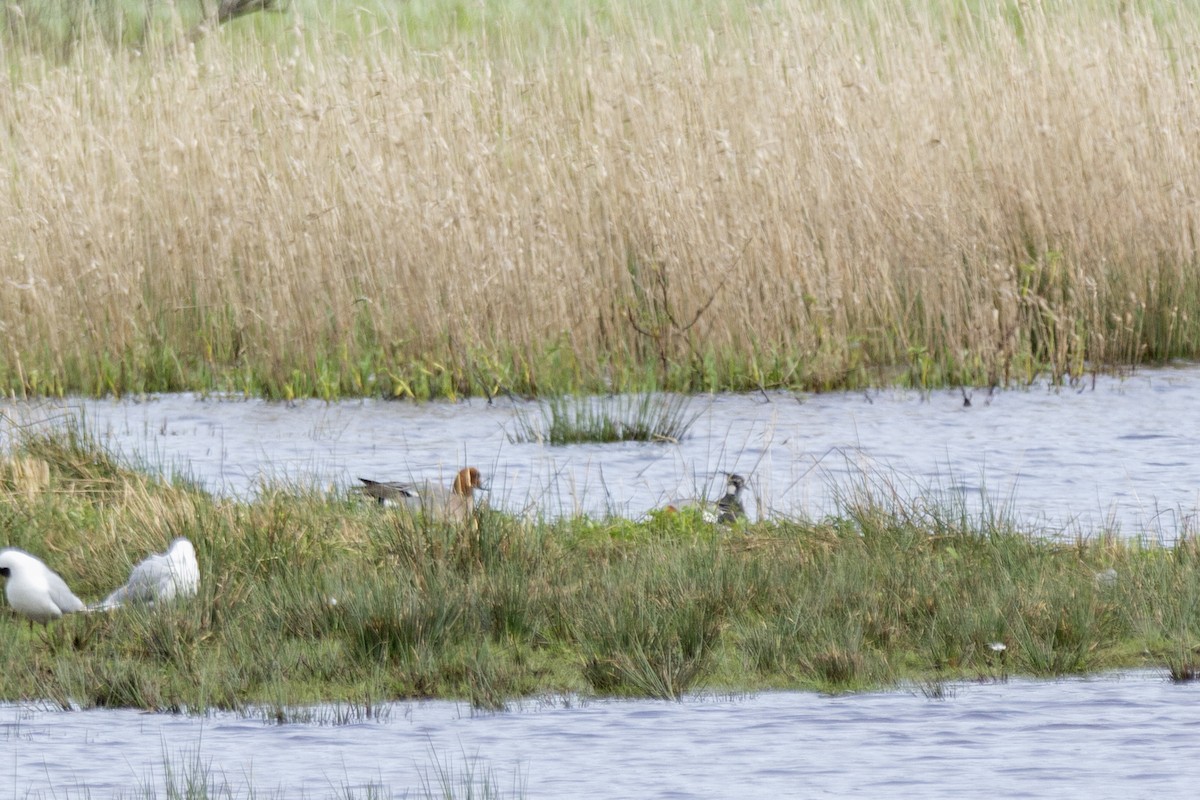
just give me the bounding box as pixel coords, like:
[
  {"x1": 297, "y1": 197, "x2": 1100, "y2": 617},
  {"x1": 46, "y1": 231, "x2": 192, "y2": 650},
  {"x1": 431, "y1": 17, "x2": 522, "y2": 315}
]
[
  {"x1": 168, "y1": 537, "x2": 196, "y2": 561},
  {"x1": 165, "y1": 537, "x2": 200, "y2": 600},
  {"x1": 0, "y1": 547, "x2": 85, "y2": 624}
]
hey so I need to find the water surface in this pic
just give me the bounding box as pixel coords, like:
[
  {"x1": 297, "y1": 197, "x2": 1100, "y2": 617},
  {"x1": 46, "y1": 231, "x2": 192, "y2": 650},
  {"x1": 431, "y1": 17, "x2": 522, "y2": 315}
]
[
  {"x1": 5, "y1": 670, "x2": 1197, "y2": 799},
  {"x1": 4, "y1": 366, "x2": 1199, "y2": 536}
]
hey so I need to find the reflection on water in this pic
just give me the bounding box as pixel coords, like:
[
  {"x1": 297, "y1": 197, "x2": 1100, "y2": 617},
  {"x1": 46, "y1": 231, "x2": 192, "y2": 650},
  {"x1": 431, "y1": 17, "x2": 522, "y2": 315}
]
[
  {"x1": 6, "y1": 670, "x2": 1200, "y2": 799},
  {"x1": 4, "y1": 366, "x2": 1200, "y2": 536}
]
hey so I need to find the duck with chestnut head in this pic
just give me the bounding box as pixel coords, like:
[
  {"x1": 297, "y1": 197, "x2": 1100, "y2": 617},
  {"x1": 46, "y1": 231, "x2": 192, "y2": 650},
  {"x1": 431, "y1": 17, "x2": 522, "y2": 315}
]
[{"x1": 359, "y1": 466, "x2": 488, "y2": 520}]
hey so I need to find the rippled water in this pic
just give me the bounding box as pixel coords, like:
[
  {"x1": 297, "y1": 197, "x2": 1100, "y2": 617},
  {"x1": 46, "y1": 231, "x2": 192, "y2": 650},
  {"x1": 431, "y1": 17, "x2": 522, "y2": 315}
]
[
  {"x1": 4, "y1": 366, "x2": 1200, "y2": 536},
  {"x1": 6, "y1": 670, "x2": 1199, "y2": 799}
]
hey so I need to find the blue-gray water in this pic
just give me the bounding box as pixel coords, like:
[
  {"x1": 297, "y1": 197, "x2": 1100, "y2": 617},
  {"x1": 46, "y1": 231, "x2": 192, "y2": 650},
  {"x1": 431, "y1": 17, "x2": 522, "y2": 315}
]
[
  {"x1": 6, "y1": 671, "x2": 1199, "y2": 799},
  {"x1": 4, "y1": 366, "x2": 1199, "y2": 536}
]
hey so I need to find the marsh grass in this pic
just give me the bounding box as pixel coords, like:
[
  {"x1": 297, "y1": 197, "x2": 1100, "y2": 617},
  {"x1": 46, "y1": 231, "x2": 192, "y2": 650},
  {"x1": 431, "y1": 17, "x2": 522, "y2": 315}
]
[
  {"x1": 418, "y1": 749, "x2": 525, "y2": 800},
  {"x1": 5, "y1": 428, "x2": 1200, "y2": 711},
  {"x1": 4, "y1": 2, "x2": 1200, "y2": 398},
  {"x1": 507, "y1": 393, "x2": 700, "y2": 445},
  {"x1": 147, "y1": 746, "x2": 246, "y2": 800},
  {"x1": 574, "y1": 565, "x2": 723, "y2": 699},
  {"x1": 1165, "y1": 645, "x2": 1200, "y2": 684},
  {"x1": 49, "y1": 742, "x2": 515, "y2": 800}
]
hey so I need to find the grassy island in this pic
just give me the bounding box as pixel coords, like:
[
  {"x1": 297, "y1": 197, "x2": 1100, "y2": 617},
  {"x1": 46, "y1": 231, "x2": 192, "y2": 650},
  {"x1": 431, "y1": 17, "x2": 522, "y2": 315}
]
[{"x1": 1, "y1": 428, "x2": 1197, "y2": 713}]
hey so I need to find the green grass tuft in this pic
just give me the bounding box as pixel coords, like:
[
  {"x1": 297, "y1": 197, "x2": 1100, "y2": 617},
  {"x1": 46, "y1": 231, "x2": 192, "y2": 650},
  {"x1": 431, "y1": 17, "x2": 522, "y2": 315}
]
[{"x1": 507, "y1": 393, "x2": 700, "y2": 445}]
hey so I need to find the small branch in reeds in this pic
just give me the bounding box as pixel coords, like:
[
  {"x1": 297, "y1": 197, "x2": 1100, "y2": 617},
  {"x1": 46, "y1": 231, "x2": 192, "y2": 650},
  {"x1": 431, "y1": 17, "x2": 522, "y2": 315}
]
[{"x1": 624, "y1": 236, "x2": 752, "y2": 377}]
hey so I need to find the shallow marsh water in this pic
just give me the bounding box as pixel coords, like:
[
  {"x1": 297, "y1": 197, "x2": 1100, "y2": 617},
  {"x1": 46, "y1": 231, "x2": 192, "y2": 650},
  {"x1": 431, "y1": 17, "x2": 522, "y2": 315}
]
[
  {"x1": 4, "y1": 366, "x2": 1200, "y2": 537},
  {"x1": 6, "y1": 670, "x2": 1200, "y2": 799}
]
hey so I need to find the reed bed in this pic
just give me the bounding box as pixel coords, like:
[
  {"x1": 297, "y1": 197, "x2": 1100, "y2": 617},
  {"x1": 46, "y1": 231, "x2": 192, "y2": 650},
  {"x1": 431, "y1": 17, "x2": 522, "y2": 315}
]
[
  {"x1": 1, "y1": 2, "x2": 1200, "y2": 397},
  {"x1": 1, "y1": 428, "x2": 1199, "y2": 710}
]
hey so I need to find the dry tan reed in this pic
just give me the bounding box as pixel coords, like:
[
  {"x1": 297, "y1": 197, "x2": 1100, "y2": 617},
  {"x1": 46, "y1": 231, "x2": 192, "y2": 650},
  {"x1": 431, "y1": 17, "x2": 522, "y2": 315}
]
[{"x1": 2, "y1": 2, "x2": 1200, "y2": 397}]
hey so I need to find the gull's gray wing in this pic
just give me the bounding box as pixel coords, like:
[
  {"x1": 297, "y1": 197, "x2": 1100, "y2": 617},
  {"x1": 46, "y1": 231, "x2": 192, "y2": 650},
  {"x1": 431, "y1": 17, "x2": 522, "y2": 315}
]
[
  {"x1": 45, "y1": 568, "x2": 85, "y2": 615},
  {"x1": 92, "y1": 551, "x2": 169, "y2": 610}
]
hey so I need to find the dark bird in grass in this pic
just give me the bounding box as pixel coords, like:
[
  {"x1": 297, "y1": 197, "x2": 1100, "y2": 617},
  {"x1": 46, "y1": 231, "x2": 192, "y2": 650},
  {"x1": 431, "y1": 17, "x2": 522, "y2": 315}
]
[
  {"x1": 665, "y1": 472, "x2": 748, "y2": 524},
  {"x1": 714, "y1": 473, "x2": 747, "y2": 524}
]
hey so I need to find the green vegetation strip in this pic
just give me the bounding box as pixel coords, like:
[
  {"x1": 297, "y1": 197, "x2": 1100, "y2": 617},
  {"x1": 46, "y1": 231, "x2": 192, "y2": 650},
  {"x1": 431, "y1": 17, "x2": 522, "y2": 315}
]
[{"x1": 1, "y1": 429, "x2": 1197, "y2": 713}]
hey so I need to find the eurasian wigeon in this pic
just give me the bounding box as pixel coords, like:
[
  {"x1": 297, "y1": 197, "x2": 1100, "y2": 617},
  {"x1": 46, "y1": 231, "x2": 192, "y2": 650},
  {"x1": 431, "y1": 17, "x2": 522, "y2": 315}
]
[
  {"x1": 359, "y1": 466, "x2": 488, "y2": 519},
  {"x1": 0, "y1": 547, "x2": 86, "y2": 625},
  {"x1": 713, "y1": 473, "x2": 747, "y2": 524},
  {"x1": 665, "y1": 473, "x2": 747, "y2": 524},
  {"x1": 89, "y1": 537, "x2": 200, "y2": 611}
]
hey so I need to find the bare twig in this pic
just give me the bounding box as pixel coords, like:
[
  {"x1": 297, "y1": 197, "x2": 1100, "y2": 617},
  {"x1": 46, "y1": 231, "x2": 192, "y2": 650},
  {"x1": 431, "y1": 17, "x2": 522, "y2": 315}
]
[
  {"x1": 625, "y1": 235, "x2": 754, "y2": 367},
  {"x1": 679, "y1": 234, "x2": 754, "y2": 334}
]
